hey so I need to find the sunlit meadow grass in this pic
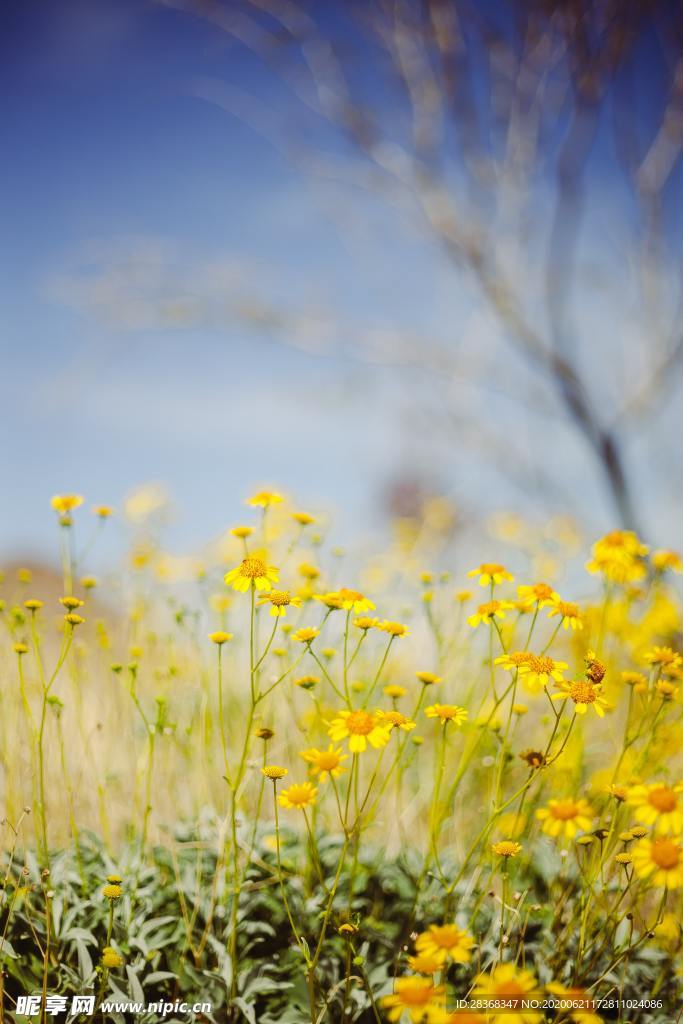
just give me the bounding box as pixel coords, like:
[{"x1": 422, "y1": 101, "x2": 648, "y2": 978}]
[{"x1": 1, "y1": 491, "x2": 682, "y2": 1023}]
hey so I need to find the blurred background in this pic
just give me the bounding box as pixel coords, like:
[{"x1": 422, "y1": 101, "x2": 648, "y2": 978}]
[{"x1": 3, "y1": 0, "x2": 683, "y2": 566}]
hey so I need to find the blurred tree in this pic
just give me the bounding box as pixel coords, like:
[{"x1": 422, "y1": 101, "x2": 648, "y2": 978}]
[{"x1": 163, "y1": 0, "x2": 683, "y2": 531}]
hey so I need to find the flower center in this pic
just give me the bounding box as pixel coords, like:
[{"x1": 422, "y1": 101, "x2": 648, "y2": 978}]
[
  {"x1": 346, "y1": 710, "x2": 375, "y2": 735},
  {"x1": 400, "y1": 984, "x2": 432, "y2": 1006},
  {"x1": 650, "y1": 838, "x2": 680, "y2": 870},
  {"x1": 648, "y1": 786, "x2": 677, "y2": 813},
  {"x1": 269, "y1": 591, "x2": 291, "y2": 606},
  {"x1": 551, "y1": 800, "x2": 579, "y2": 820},
  {"x1": 287, "y1": 785, "x2": 312, "y2": 805},
  {"x1": 241, "y1": 557, "x2": 266, "y2": 578},
  {"x1": 316, "y1": 753, "x2": 339, "y2": 770},
  {"x1": 495, "y1": 981, "x2": 526, "y2": 999},
  {"x1": 430, "y1": 926, "x2": 459, "y2": 948},
  {"x1": 569, "y1": 681, "x2": 597, "y2": 704},
  {"x1": 530, "y1": 655, "x2": 553, "y2": 674}
]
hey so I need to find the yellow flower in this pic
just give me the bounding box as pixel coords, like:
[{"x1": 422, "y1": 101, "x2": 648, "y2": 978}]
[
  {"x1": 230, "y1": 525, "x2": 253, "y2": 539},
  {"x1": 299, "y1": 562, "x2": 320, "y2": 580},
  {"x1": 59, "y1": 596, "x2": 84, "y2": 610},
  {"x1": 545, "y1": 983, "x2": 601, "y2": 1024},
  {"x1": 656, "y1": 679, "x2": 678, "y2": 701},
  {"x1": 262, "y1": 765, "x2": 288, "y2": 780},
  {"x1": 103, "y1": 884, "x2": 123, "y2": 900},
  {"x1": 632, "y1": 835, "x2": 683, "y2": 888},
  {"x1": 547, "y1": 599, "x2": 583, "y2": 630},
  {"x1": 378, "y1": 710, "x2": 416, "y2": 732},
  {"x1": 257, "y1": 590, "x2": 302, "y2": 617},
  {"x1": 406, "y1": 952, "x2": 443, "y2": 974},
  {"x1": 384, "y1": 684, "x2": 407, "y2": 699},
  {"x1": 467, "y1": 600, "x2": 513, "y2": 627},
  {"x1": 101, "y1": 947, "x2": 124, "y2": 969},
  {"x1": 319, "y1": 588, "x2": 375, "y2": 613},
  {"x1": 24, "y1": 599, "x2": 43, "y2": 612},
  {"x1": 520, "y1": 655, "x2": 568, "y2": 693},
  {"x1": 415, "y1": 923, "x2": 474, "y2": 964},
  {"x1": 645, "y1": 646, "x2": 682, "y2": 671},
  {"x1": 621, "y1": 670, "x2": 648, "y2": 691},
  {"x1": 651, "y1": 549, "x2": 683, "y2": 574},
  {"x1": 327, "y1": 709, "x2": 391, "y2": 753},
  {"x1": 300, "y1": 745, "x2": 348, "y2": 780},
  {"x1": 292, "y1": 511, "x2": 315, "y2": 526},
  {"x1": 586, "y1": 530, "x2": 649, "y2": 583},
  {"x1": 468, "y1": 563, "x2": 514, "y2": 586},
  {"x1": 517, "y1": 583, "x2": 559, "y2": 607},
  {"x1": 416, "y1": 671, "x2": 441, "y2": 685},
  {"x1": 627, "y1": 782, "x2": 683, "y2": 833},
  {"x1": 291, "y1": 627, "x2": 320, "y2": 644},
  {"x1": 225, "y1": 557, "x2": 279, "y2": 593},
  {"x1": 492, "y1": 840, "x2": 521, "y2": 858},
  {"x1": 378, "y1": 620, "x2": 410, "y2": 637},
  {"x1": 552, "y1": 679, "x2": 611, "y2": 717},
  {"x1": 536, "y1": 798, "x2": 595, "y2": 839},
  {"x1": 248, "y1": 491, "x2": 283, "y2": 507},
  {"x1": 425, "y1": 704, "x2": 468, "y2": 726},
  {"x1": 278, "y1": 781, "x2": 317, "y2": 810},
  {"x1": 13, "y1": 643, "x2": 28, "y2": 655},
  {"x1": 294, "y1": 674, "x2": 319, "y2": 690},
  {"x1": 209, "y1": 631, "x2": 233, "y2": 645},
  {"x1": 353, "y1": 616, "x2": 379, "y2": 631},
  {"x1": 65, "y1": 613, "x2": 85, "y2": 627},
  {"x1": 93, "y1": 505, "x2": 114, "y2": 519},
  {"x1": 653, "y1": 912, "x2": 681, "y2": 950},
  {"x1": 51, "y1": 494, "x2": 84, "y2": 514},
  {"x1": 494, "y1": 651, "x2": 533, "y2": 673},
  {"x1": 380, "y1": 977, "x2": 445, "y2": 1023},
  {"x1": 471, "y1": 964, "x2": 540, "y2": 1024}
]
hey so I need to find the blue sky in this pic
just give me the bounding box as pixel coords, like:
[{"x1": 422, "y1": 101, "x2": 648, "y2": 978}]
[{"x1": 2, "y1": 0, "x2": 681, "y2": 565}]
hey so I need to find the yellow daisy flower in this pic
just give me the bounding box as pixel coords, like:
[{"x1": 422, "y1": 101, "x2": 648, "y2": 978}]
[
  {"x1": 248, "y1": 491, "x2": 283, "y2": 507},
  {"x1": 651, "y1": 549, "x2": 683, "y2": 574},
  {"x1": 257, "y1": 590, "x2": 302, "y2": 617},
  {"x1": 492, "y1": 840, "x2": 522, "y2": 858},
  {"x1": 300, "y1": 745, "x2": 348, "y2": 780},
  {"x1": 224, "y1": 556, "x2": 279, "y2": 593},
  {"x1": 406, "y1": 952, "x2": 443, "y2": 975},
  {"x1": 521, "y1": 654, "x2": 568, "y2": 692},
  {"x1": 51, "y1": 494, "x2": 84, "y2": 514},
  {"x1": 415, "y1": 923, "x2": 474, "y2": 965},
  {"x1": 378, "y1": 620, "x2": 410, "y2": 637},
  {"x1": 380, "y1": 977, "x2": 445, "y2": 1023},
  {"x1": 517, "y1": 583, "x2": 559, "y2": 607},
  {"x1": 471, "y1": 964, "x2": 541, "y2": 1024},
  {"x1": 424, "y1": 704, "x2": 468, "y2": 726},
  {"x1": 632, "y1": 835, "x2": 683, "y2": 888},
  {"x1": 468, "y1": 563, "x2": 514, "y2": 586},
  {"x1": 547, "y1": 599, "x2": 583, "y2": 630},
  {"x1": 467, "y1": 600, "x2": 513, "y2": 627},
  {"x1": 552, "y1": 679, "x2": 611, "y2": 717},
  {"x1": 536, "y1": 798, "x2": 595, "y2": 839},
  {"x1": 291, "y1": 627, "x2": 320, "y2": 643},
  {"x1": 327, "y1": 709, "x2": 391, "y2": 753},
  {"x1": 378, "y1": 709, "x2": 416, "y2": 732},
  {"x1": 545, "y1": 983, "x2": 601, "y2": 1024},
  {"x1": 627, "y1": 782, "x2": 683, "y2": 833},
  {"x1": 278, "y1": 781, "x2": 317, "y2": 810}
]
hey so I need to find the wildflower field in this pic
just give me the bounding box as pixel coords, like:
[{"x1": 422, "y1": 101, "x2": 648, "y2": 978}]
[{"x1": 1, "y1": 491, "x2": 682, "y2": 1024}]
